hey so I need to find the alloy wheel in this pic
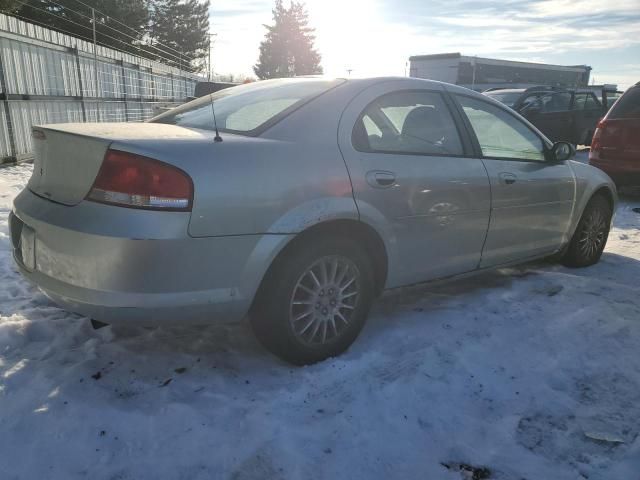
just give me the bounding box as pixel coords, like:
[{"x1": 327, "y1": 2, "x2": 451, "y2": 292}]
[
  {"x1": 289, "y1": 255, "x2": 360, "y2": 345},
  {"x1": 578, "y1": 208, "x2": 607, "y2": 259}
]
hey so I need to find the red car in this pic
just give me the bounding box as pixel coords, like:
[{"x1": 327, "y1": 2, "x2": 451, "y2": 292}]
[{"x1": 590, "y1": 82, "x2": 640, "y2": 186}]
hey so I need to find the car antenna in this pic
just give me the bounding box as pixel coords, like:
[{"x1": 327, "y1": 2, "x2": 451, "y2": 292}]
[{"x1": 209, "y1": 94, "x2": 223, "y2": 142}]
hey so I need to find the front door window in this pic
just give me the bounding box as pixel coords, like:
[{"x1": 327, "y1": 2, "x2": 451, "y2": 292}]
[{"x1": 456, "y1": 95, "x2": 546, "y2": 161}]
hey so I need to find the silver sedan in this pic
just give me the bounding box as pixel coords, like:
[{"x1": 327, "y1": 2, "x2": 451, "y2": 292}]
[{"x1": 10, "y1": 77, "x2": 616, "y2": 364}]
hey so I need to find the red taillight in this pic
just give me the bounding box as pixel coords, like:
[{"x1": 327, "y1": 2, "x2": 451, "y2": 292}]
[
  {"x1": 87, "y1": 150, "x2": 193, "y2": 211},
  {"x1": 590, "y1": 120, "x2": 607, "y2": 152}
]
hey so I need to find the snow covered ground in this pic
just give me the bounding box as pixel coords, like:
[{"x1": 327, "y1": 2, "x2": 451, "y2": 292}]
[{"x1": 1, "y1": 155, "x2": 640, "y2": 480}]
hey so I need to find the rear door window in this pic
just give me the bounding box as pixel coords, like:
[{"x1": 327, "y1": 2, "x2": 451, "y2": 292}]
[
  {"x1": 572, "y1": 93, "x2": 587, "y2": 110},
  {"x1": 608, "y1": 87, "x2": 640, "y2": 119},
  {"x1": 604, "y1": 91, "x2": 623, "y2": 110},
  {"x1": 584, "y1": 94, "x2": 600, "y2": 110},
  {"x1": 520, "y1": 94, "x2": 543, "y2": 110},
  {"x1": 541, "y1": 92, "x2": 572, "y2": 113},
  {"x1": 484, "y1": 91, "x2": 522, "y2": 108},
  {"x1": 353, "y1": 91, "x2": 464, "y2": 156}
]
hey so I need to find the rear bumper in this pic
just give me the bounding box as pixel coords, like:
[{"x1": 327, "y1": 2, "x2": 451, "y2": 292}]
[
  {"x1": 590, "y1": 155, "x2": 640, "y2": 186},
  {"x1": 605, "y1": 173, "x2": 640, "y2": 187},
  {"x1": 11, "y1": 189, "x2": 292, "y2": 325},
  {"x1": 590, "y1": 164, "x2": 640, "y2": 186},
  {"x1": 13, "y1": 258, "x2": 244, "y2": 324}
]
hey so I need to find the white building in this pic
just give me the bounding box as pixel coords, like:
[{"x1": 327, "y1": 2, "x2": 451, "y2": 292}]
[{"x1": 409, "y1": 53, "x2": 591, "y2": 91}]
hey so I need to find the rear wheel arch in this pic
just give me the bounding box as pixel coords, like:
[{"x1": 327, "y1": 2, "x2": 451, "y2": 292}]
[
  {"x1": 570, "y1": 186, "x2": 614, "y2": 238},
  {"x1": 562, "y1": 192, "x2": 612, "y2": 267},
  {"x1": 253, "y1": 219, "x2": 389, "y2": 308},
  {"x1": 559, "y1": 185, "x2": 614, "y2": 259},
  {"x1": 592, "y1": 186, "x2": 615, "y2": 212}
]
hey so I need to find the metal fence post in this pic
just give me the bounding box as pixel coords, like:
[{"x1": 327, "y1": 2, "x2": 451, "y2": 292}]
[
  {"x1": 119, "y1": 57, "x2": 128, "y2": 122},
  {"x1": 91, "y1": 8, "x2": 99, "y2": 97},
  {"x1": 178, "y1": 51, "x2": 182, "y2": 100},
  {"x1": 91, "y1": 8, "x2": 100, "y2": 121},
  {"x1": 72, "y1": 45, "x2": 87, "y2": 122},
  {"x1": 0, "y1": 41, "x2": 16, "y2": 162}
]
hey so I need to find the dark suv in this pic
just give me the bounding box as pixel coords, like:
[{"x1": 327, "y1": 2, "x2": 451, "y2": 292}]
[
  {"x1": 485, "y1": 87, "x2": 605, "y2": 145},
  {"x1": 589, "y1": 82, "x2": 640, "y2": 186}
]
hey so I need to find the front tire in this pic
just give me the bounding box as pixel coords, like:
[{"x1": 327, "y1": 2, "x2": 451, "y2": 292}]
[
  {"x1": 250, "y1": 236, "x2": 375, "y2": 365},
  {"x1": 562, "y1": 195, "x2": 612, "y2": 267}
]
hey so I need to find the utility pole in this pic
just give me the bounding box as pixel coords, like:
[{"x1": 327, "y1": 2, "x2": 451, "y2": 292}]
[
  {"x1": 207, "y1": 33, "x2": 217, "y2": 81},
  {"x1": 92, "y1": 8, "x2": 99, "y2": 98},
  {"x1": 180, "y1": 49, "x2": 186, "y2": 99},
  {"x1": 471, "y1": 56, "x2": 477, "y2": 90}
]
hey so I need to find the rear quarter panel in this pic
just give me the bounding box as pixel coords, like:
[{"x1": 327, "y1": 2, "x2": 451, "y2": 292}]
[
  {"x1": 143, "y1": 82, "x2": 363, "y2": 238},
  {"x1": 190, "y1": 138, "x2": 357, "y2": 237}
]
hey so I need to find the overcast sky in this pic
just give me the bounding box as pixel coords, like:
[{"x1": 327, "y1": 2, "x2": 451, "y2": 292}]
[{"x1": 209, "y1": 0, "x2": 640, "y2": 89}]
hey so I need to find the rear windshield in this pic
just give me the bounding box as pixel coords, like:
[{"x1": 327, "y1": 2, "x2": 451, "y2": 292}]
[
  {"x1": 484, "y1": 91, "x2": 522, "y2": 108},
  {"x1": 608, "y1": 87, "x2": 640, "y2": 119},
  {"x1": 150, "y1": 78, "x2": 344, "y2": 135}
]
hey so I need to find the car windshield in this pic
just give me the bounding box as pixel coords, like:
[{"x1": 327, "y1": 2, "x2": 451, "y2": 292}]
[
  {"x1": 484, "y1": 91, "x2": 522, "y2": 108},
  {"x1": 150, "y1": 78, "x2": 344, "y2": 134}
]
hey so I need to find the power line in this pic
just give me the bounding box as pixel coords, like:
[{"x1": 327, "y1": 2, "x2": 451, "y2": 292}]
[
  {"x1": 60, "y1": 0, "x2": 192, "y2": 65},
  {"x1": 16, "y1": 0, "x2": 195, "y2": 73},
  {"x1": 14, "y1": 0, "x2": 193, "y2": 68},
  {"x1": 7, "y1": 10, "x2": 196, "y2": 76},
  {"x1": 66, "y1": 0, "x2": 187, "y2": 58},
  {"x1": 7, "y1": 10, "x2": 95, "y2": 44}
]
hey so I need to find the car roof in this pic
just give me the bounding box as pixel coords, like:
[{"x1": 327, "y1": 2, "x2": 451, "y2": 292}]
[
  {"x1": 269, "y1": 75, "x2": 493, "y2": 98},
  {"x1": 485, "y1": 89, "x2": 525, "y2": 94},
  {"x1": 339, "y1": 76, "x2": 487, "y2": 96}
]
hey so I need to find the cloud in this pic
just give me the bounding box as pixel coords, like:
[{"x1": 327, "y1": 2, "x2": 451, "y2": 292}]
[
  {"x1": 208, "y1": 0, "x2": 640, "y2": 88},
  {"x1": 209, "y1": 1, "x2": 272, "y2": 75},
  {"x1": 382, "y1": 0, "x2": 640, "y2": 55},
  {"x1": 211, "y1": 1, "x2": 270, "y2": 18}
]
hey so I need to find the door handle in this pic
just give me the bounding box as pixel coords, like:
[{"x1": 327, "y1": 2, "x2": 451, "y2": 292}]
[
  {"x1": 366, "y1": 170, "x2": 396, "y2": 188},
  {"x1": 499, "y1": 172, "x2": 517, "y2": 185}
]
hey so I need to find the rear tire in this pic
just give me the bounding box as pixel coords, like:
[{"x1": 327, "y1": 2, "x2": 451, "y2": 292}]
[
  {"x1": 562, "y1": 195, "x2": 612, "y2": 267},
  {"x1": 250, "y1": 236, "x2": 375, "y2": 365}
]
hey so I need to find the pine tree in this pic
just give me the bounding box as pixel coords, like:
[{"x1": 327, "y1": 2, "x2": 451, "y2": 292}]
[
  {"x1": 254, "y1": 0, "x2": 322, "y2": 80},
  {"x1": 148, "y1": 0, "x2": 210, "y2": 72},
  {"x1": 2, "y1": 1, "x2": 210, "y2": 71},
  {"x1": 0, "y1": 0, "x2": 22, "y2": 12},
  {"x1": 9, "y1": 1, "x2": 149, "y2": 56}
]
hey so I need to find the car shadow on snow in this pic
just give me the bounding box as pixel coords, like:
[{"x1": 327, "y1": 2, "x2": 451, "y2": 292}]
[
  {"x1": 102, "y1": 266, "x2": 540, "y2": 367},
  {"x1": 2, "y1": 215, "x2": 640, "y2": 408},
  {"x1": 4, "y1": 250, "x2": 640, "y2": 369}
]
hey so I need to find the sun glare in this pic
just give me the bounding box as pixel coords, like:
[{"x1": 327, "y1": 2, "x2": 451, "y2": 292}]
[{"x1": 306, "y1": 0, "x2": 409, "y2": 77}]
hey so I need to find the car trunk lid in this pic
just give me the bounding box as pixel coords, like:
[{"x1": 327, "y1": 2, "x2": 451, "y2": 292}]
[
  {"x1": 27, "y1": 123, "x2": 213, "y2": 206},
  {"x1": 28, "y1": 125, "x2": 111, "y2": 206}
]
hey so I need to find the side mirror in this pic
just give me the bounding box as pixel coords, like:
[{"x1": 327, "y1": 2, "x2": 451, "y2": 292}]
[{"x1": 550, "y1": 141, "x2": 575, "y2": 162}]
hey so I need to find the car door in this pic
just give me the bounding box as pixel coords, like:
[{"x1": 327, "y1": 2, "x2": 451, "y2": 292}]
[
  {"x1": 452, "y1": 93, "x2": 575, "y2": 267},
  {"x1": 579, "y1": 93, "x2": 605, "y2": 144},
  {"x1": 520, "y1": 92, "x2": 573, "y2": 142},
  {"x1": 338, "y1": 81, "x2": 491, "y2": 288}
]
